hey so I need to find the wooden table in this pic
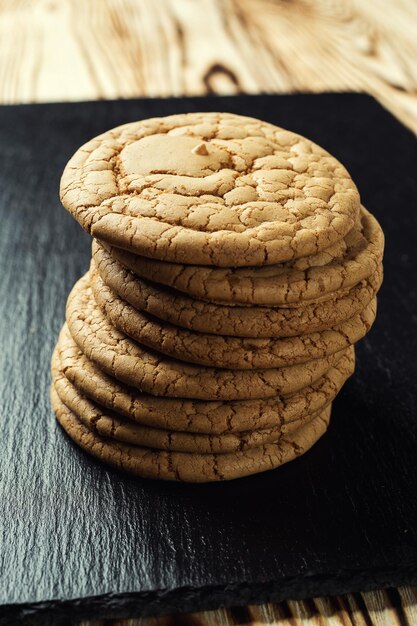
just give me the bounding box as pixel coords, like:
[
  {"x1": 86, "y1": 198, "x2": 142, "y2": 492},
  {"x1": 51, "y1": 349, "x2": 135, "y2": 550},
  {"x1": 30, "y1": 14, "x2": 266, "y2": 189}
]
[
  {"x1": 1, "y1": 1, "x2": 416, "y2": 625},
  {"x1": 1, "y1": 0, "x2": 416, "y2": 134}
]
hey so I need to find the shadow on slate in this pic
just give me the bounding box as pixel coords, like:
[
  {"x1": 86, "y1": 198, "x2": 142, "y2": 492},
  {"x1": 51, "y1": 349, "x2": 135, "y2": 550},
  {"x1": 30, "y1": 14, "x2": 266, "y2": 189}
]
[{"x1": 0, "y1": 94, "x2": 416, "y2": 626}]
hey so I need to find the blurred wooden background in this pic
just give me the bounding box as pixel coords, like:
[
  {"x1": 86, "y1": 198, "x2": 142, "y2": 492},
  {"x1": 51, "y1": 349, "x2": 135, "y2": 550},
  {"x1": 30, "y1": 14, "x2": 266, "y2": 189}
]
[
  {"x1": 0, "y1": 0, "x2": 416, "y2": 133},
  {"x1": 1, "y1": 0, "x2": 416, "y2": 625},
  {"x1": 79, "y1": 587, "x2": 417, "y2": 626}
]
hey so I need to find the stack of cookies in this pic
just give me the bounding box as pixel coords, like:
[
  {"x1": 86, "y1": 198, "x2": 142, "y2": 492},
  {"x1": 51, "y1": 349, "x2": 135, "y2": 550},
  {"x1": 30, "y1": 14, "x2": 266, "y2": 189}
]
[{"x1": 51, "y1": 112, "x2": 384, "y2": 482}]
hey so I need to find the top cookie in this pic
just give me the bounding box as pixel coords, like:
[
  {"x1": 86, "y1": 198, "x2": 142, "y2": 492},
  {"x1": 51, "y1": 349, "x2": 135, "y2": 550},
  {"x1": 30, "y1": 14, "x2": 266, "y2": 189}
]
[{"x1": 60, "y1": 112, "x2": 360, "y2": 267}]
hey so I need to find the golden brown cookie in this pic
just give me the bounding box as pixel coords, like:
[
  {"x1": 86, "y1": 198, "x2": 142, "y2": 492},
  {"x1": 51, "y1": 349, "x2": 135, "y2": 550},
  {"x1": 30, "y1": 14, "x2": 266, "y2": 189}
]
[
  {"x1": 105, "y1": 206, "x2": 384, "y2": 305},
  {"x1": 52, "y1": 347, "x2": 328, "y2": 454},
  {"x1": 92, "y1": 239, "x2": 382, "y2": 338},
  {"x1": 51, "y1": 384, "x2": 332, "y2": 482},
  {"x1": 90, "y1": 263, "x2": 376, "y2": 369},
  {"x1": 60, "y1": 112, "x2": 360, "y2": 267},
  {"x1": 66, "y1": 274, "x2": 350, "y2": 400},
  {"x1": 56, "y1": 324, "x2": 354, "y2": 434}
]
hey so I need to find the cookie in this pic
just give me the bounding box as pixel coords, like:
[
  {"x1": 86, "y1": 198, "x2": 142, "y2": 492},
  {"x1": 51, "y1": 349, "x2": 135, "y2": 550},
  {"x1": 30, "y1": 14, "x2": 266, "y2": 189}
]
[
  {"x1": 90, "y1": 263, "x2": 376, "y2": 369},
  {"x1": 66, "y1": 274, "x2": 349, "y2": 400},
  {"x1": 51, "y1": 384, "x2": 332, "y2": 482},
  {"x1": 60, "y1": 112, "x2": 360, "y2": 267},
  {"x1": 56, "y1": 324, "x2": 355, "y2": 434},
  {"x1": 52, "y1": 347, "x2": 329, "y2": 453},
  {"x1": 105, "y1": 206, "x2": 384, "y2": 305},
  {"x1": 92, "y1": 239, "x2": 382, "y2": 338}
]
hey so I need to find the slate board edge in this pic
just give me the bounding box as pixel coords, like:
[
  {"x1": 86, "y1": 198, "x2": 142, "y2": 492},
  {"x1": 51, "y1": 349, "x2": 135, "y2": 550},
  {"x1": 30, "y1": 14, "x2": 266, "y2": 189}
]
[
  {"x1": 2, "y1": 564, "x2": 417, "y2": 626},
  {"x1": 3, "y1": 90, "x2": 377, "y2": 108}
]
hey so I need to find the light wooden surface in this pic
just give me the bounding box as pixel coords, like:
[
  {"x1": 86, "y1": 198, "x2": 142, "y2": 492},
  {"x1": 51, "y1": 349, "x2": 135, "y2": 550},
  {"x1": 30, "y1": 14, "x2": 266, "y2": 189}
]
[
  {"x1": 1, "y1": 1, "x2": 416, "y2": 625},
  {"x1": 0, "y1": 0, "x2": 417, "y2": 133},
  {"x1": 78, "y1": 586, "x2": 417, "y2": 626}
]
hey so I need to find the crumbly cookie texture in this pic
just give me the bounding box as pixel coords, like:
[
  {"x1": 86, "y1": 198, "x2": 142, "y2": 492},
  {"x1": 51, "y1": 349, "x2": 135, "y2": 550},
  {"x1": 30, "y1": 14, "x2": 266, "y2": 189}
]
[
  {"x1": 56, "y1": 325, "x2": 354, "y2": 435},
  {"x1": 92, "y1": 240, "x2": 382, "y2": 338},
  {"x1": 104, "y1": 206, "x2": 384, "y2": 305},
  {"x1": 52, "y1": 348, "x2": 328, "y2": 454},
  {"x1": 60, "y1": 112, "x2": 360, "y2": 267},
  {"x1": 51, "y1": 384, "x2": 331, "y2": 482},
  {"x1": 90, "y1": 263, "x2": 376, "y2": 369},
  {"x1": 52, "y1": 111, "x2": 385, "y2": 481},
  {"x1": 65, "y1": 273, "x2": 349, "y2": 401}
]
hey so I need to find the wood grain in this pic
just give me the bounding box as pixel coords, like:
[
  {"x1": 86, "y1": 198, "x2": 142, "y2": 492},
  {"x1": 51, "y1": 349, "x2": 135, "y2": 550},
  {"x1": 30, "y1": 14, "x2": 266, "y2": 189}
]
[
  {"x1": 77, "y1": 587, "x2": 417, "y2": 626},
  {"x1": 0, "y1": 0, "x2": 416, "y2": 133},
  {"x1": 0, "y1": 2, "x2": 416, "y2": 625}
]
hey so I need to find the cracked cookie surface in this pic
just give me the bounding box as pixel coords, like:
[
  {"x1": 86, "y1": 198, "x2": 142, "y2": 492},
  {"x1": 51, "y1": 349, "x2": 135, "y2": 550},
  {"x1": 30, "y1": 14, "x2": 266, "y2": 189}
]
[
  {"x1": 66, "y1": 274, "x2": 349, "y2": 400},
  {"x1": 52, "y1": 347, "x2": 329, "y2": 454},
  {"x1": 93, "y1": 240, "x2": 382, "y2": 338},
  {"x1": 56, "y1": 324, "x2": 354, "y2": 434},
  {"x1": 51, "y1": 384, "x2": 332, "y2": 482},
  {"x1": 104, "y1": 206, "x2": 384, "y2": 305},
  {"x1": 60, "y1": 112, "x2": 360, "y2": 267},
  {"x1": 90, "y1": 264, "x2": 376, "y2": 369}
]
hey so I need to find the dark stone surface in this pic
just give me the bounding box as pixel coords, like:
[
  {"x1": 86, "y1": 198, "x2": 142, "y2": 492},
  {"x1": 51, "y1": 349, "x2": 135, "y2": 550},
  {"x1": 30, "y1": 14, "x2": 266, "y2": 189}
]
[{"x1": 0, "y1": 94, "x2": 416, "y2": 626}]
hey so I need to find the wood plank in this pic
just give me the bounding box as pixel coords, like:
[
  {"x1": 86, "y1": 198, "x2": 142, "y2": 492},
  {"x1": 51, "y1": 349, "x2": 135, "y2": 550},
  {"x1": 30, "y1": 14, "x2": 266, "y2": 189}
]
[
  {"x1": 76, "y1": 586, "x2": 417, "y2": 625},
  {"x1": 0, "y1": 0, "x2": 416, "y2": 133}
]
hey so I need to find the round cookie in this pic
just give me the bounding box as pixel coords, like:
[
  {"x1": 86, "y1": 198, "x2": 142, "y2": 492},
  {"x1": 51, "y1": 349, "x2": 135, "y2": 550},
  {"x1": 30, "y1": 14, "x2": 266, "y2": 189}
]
[
  {"x1": 51, "y1": 385, "x2": 332, "y2": 482},
  {"x1": 56, "y1": 324, "x2": 355, "y2": 434},
  {"x1": 52, "y1": 349, "x2": 327, "y2": 454},
  {"x1": 66, "y1": 274, "x2": 350, "y2": 401},
  {"x1": 93, "y1": 239, "x2": 382, "y2": 338},
  {"x1": 105, "y1": 206, "x2": 384, "y2": 305},
  {"x1": 60, "y1": 112, "x2": 360, "y2": 267},
  {"x1": 90, "y1": 263, "x2": 376, "y2": 369}
]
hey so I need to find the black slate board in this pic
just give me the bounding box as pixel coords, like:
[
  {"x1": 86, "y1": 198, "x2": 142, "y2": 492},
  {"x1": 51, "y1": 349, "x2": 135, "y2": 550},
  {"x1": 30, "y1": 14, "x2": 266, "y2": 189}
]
[{"x1": 1, "y1": 94, "x2": 416, "y2": 626}]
